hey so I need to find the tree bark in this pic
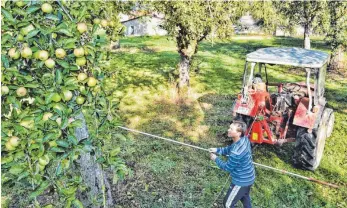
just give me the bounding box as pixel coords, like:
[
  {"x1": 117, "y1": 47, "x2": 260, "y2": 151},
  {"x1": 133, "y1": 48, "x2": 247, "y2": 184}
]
[
  {"x1": 304, "y1": 24, "x2": 311, "y2": 49},
  {"x1": 75, "y1": 113, "x2": 114, "y2": 207},
  {"x1": 329, "y1": 46, "x2": 344, "y2": 71},
  {"x1": 178, "y1": 53, "x2": 191, "y2": 91}
]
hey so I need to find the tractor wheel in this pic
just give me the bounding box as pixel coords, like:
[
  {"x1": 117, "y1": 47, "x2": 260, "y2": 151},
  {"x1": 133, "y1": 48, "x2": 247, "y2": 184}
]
[
  {"x1": 293, "y1": 127, "x2": 317, "y2": 170},
  {"x1": 293, "y1": 108, "x2": 333, "y2": 170}
]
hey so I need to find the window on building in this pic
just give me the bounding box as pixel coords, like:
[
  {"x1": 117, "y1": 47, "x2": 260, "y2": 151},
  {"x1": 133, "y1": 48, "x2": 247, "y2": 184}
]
[{"x1": 129, "y1": 26, "x2": 135, "y2": 35}]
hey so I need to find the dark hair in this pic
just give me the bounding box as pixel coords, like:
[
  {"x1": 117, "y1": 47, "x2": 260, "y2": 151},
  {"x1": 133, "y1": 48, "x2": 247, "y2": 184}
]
[{"x1": 232, "y1": 120, "x2": 247, "y2": 137}]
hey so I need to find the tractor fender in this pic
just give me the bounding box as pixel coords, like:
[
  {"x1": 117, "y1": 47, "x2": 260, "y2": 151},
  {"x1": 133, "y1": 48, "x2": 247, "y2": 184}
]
[{"x1": 293, "y1": 97, "x2": 322, "y2": 129}]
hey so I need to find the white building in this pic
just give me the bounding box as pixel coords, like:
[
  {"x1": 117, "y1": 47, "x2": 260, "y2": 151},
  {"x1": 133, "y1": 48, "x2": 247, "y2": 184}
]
[{"x1": 121, "y1": 13, "x2": 167, "y2": 36}]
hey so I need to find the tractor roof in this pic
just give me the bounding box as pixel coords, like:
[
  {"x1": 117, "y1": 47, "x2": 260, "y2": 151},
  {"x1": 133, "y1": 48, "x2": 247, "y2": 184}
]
[{"x1": 246, "y1": 47, "x2": 329, "y2": 68}]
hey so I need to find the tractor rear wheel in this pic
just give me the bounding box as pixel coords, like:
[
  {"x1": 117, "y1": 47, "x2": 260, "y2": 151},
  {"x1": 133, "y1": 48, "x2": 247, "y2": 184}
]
[
  {"x1": 293, "y1": 127, "x2": 317, "y2": 170},
  {"x1": 293, "y1": 108, "x2": 333, "y2": 170}
]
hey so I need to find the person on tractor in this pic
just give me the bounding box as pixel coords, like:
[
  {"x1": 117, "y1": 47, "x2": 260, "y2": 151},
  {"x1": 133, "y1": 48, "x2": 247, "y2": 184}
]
[{"x1": 209, "y1": 120, "x2": 255, "y2": 208}]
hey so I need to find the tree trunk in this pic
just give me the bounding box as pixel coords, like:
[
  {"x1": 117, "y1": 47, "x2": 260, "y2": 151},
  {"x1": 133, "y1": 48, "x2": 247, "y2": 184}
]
[
  {"x1": 304, "y1": 24, "x2": 311, "y2": 49},
  {"x1": 329, "y1": 46, "x2": 344, "y2": 71},
  {"x1": 177, "y1": 53, "x2": 191, "y2": 91},
  {"x1": 75, "y1": 113, "x2": 114, "y2": 207}
]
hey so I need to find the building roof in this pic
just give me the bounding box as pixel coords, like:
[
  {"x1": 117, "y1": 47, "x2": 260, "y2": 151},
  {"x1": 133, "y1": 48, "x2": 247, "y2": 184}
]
[
  {"x1": 120, "y1": 12, "x2": 164, "y2": 23},
  {"x1": 246, "y1": 47, "x2": 329, "y2": 68}
]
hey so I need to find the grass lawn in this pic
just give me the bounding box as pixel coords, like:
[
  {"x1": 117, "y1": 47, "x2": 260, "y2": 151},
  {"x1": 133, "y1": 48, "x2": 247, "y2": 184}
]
[{"x1": 105, "y1": 35, "x2": 347, "y2": 208}]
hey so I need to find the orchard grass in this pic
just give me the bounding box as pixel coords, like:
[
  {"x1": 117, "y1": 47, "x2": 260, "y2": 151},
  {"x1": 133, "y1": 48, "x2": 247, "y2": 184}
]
[{"x1": 106, "y1": 35, "x2": 347, "y2": 208}]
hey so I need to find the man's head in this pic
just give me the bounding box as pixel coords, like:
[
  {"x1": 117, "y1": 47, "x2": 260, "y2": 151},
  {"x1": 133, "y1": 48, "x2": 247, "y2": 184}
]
[{"x1": 227, "y1": 120, "x2": 247, "y2": 138}]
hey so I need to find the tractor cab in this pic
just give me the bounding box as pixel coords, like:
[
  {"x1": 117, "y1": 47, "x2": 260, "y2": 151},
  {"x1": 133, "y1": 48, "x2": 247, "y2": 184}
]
[{"x1": 232, "y1": 47, "x2": 334, "y2": 170}]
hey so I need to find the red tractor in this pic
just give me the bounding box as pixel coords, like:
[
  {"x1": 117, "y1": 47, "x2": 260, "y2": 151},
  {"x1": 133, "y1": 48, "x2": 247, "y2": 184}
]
[{"x1": 232, "y1": 47, "x2": 335, "y2": 171}]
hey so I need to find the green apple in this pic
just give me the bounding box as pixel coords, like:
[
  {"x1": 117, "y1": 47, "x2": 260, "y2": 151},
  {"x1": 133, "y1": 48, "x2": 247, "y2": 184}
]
[
  {"x1": 20, "y1": 24, "x2": 35, "y2": 36},
  {"x1": 21, "y1": 47, "x2": 32, "y2": 58},
  {"x1": 45, "y1": 58, "x2": 55, "y2": 68},
  {"x1": 1, "y1": 86, "x2": 9, "y2": 95},
  {"x1": 77, "y1": 23, "x2": 88, "y2": 33},
  {"x1": 100, "y1": 19, "x2": 108, "y2": 27},
  {"x1": 42, "y1": 112, "x2": 53, "y2": 121},
  {"x1": 6, "y1": 136, "x2": 20, "y2": 150},
  {"x1": 76, "y1": 57, "x2": 86, "y2": 66},
  {"x1": 16, "y1": 87, "x2": 27, "y2": 97},
  {"x1": 41, "y1": 3, "x2": 53, "y2": 13},
  {"x1": 20, "y1": 120, "x2": 34, "y2": 129},
  {"x1": 17, "y1": 34, "x2": 24, "y2": 41},
  {"x1": 56, "y1": 117, "x2": 62, "y2": 126},
  {"x1": 55, "y1": 48, "x2": 66, "y2": 59},
  {"x1": 38, "y1": 50, "x2": 49, "y2": 61},
  {"x1": 77, "y1": 73, "x2": 88, "y2": 81},
  {"x1": 62, "y1": 90, "x2": 73, "y2": 101},
  {"x1": 16, "y1": 1, "x2": 25, "y2": 7},
  {"x1": 73, "y1": 47, "x2": 85, "y2": 57},
  {"x1": 51, "y1": 93, "x2": 61, "y2": 102},
  {"x1": 87, "y1": 77, "x2": 97, "y2": 87},
  {"x1": 93, "y1": 18, "x2": 101, "y2": 24},
  {"x1": 76, "y1": 96, "x2": 85, "y2": 104},
  {"x1": 39, "y1": 155, "x2": 50, "y2": 166},
  {"x1": 8, "y1": 48, "x2": 20, "y2": 59}
]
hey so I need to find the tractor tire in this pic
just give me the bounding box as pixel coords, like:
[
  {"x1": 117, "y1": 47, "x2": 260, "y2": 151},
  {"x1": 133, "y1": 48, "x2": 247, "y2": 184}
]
[
  {"x1": 293, "y1": 127, "x2": 317, "y2": 170},
  {"x1": 293, "y1": 108, "x2": 333, "y2": 170}
]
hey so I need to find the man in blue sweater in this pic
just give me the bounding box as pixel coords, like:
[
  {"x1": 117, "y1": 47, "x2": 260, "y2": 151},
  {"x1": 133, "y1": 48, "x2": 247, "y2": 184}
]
[{"x1": 209, "y1": 120, "x2": 255, "y2": 208}]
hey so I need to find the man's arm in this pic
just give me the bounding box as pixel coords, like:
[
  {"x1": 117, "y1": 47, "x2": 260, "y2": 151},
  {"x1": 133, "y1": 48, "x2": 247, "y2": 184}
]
[
  {"x1": 216, "y1": 145, "x2": 233, "y2": 156},
  {"x1": 208, "y1": 146, "x2": 233, "y2": 156},
  {"x1": 211, "y1": 153, "x2": 238, "y2": 172}
]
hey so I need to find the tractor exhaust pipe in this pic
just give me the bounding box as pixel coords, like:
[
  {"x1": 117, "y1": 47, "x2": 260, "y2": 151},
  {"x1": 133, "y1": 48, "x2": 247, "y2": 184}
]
[{"x1": 117, "y1": 126, "x2": 340, "y2": 189}]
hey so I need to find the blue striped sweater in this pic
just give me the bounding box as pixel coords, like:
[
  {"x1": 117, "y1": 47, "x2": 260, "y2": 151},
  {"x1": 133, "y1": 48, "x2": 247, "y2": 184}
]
[{"x1": 215, "y1": 136, "x2": 255, "y2": 186}]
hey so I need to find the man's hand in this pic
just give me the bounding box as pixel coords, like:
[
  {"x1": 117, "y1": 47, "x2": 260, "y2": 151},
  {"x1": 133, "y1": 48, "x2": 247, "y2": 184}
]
[
  {"x1": 209, "y1": 148, "x2": 217, "y2": 153},
  {"x1": 210, "y1": 153, "x2": 217, "y2": 161}
]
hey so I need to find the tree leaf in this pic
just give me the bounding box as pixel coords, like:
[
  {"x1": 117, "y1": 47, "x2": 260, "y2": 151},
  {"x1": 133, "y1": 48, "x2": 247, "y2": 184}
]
[
  {"x1": 45, "y1": 14, "x2": 60, "y2": 21},
  {"x1": 69, "y1": 120, "x2": 82, "y2": 128},
  {"x1": 1, "y1": 9, "x2": 16, "y2": 24},
  {"x1": 69, "y1": 65, "x2": 79, "y2": 71},
  {"x1": 50, "y1": 147, "x2": 65, "y2": 153},
  {"x1": 1, "y1": 55, "x2": 10, "y2": 68},
  {"x1": 56, "y1": 29, "x2": 73, "y2": 37},
  {"x1": 9, "y1": 165, "x2": 24, "y2": 175},
  {"x1": 29, "y1": 181, "x2": 50, "y2": 198},
  {"x1": 55, "y1": 69, "x2": 62, "y2": 85},
  {"x1": 17, "y1": 171, "x2": 30, "y2": 181},
  {"x1": 1, "y1": 34, "x2": 12, "y2": 44},
  {"x1": 67, "y1": 135, "x2": 78, "y2": 145},
  {"x1": 56, "y1": 140, "x2": 69, "y2": 148},
  {"x1": 43, "y1": 133, "x2": 56, "y2": 142},
  {"x1": 45, "y1": 93, "x2": 56, "y2": 104},
  {"x1": 26, "y1": 6, "x2": 41, "y2": 14},
  {"x1": 26, "y1": 29, "x2": 40, "y2": 39},
  {"x1": 56, "y1": 60, "x2": 70, "y2": 68},
  {"x1": 12, "y1": 8, "x2": 27, "y2": 16},
  {"x1": 24, "y1": 83, "x2": 40, "y2": 88},
  {"x1": 72, "y1": 199, "x2": 84, "y2": 208}
]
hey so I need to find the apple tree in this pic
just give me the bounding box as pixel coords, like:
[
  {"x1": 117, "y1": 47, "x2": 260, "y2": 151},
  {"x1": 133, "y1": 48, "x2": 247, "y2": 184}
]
[{"x1": 1, "y1": 0, "x2": 128, "y2": 206}]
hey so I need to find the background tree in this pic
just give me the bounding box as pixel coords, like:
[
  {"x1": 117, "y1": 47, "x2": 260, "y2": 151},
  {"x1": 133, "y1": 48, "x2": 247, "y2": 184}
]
[
  {"x1": 150, "y1": 1, "x2": 245, "y2": 93},
  {"x1": 326, "y1": 1, "x2": 347, "y2": 71},
  {"x1": 249, "y1": 1, "x2": 291, "y2": 35},
  {"x1": 1, "y1": 1, "x2": 130, "y2": 206},
  {"x1": 277, "y1": 0, "x2": 327, "y2": 49}
]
